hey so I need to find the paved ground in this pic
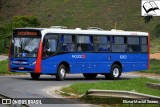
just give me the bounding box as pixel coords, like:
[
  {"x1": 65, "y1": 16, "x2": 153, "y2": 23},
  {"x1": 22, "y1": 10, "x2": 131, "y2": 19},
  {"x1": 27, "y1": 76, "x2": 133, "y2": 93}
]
[{"x1": 0, "y1": 74, "x2": 138, "y2": 107}]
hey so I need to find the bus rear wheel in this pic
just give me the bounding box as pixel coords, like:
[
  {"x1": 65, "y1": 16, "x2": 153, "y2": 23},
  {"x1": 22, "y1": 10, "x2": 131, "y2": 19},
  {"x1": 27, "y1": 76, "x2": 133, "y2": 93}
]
[
  {"x1": 83, "y1": 73, "x2": 97, "y2": 79},
  {"x1": 30, "y1": 73, "x2": 40, "y2": 80},
  {"x1": 56, "y1": 64, "x2": 66, "y2": 81},
  {"x1": 105, "y1": 64, "x2": 121, "y2": 80}
]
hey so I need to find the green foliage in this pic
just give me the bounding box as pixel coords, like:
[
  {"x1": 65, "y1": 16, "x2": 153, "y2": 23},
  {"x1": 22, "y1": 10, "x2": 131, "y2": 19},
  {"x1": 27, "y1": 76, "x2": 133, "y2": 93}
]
[
  {"x1": 144, "y1": 16, "x2": 153, "y2": 23},
  {"x1": 150, "y1": 38, "x2": 160, "y2": 54},
  {"x1": 66, "y1": 77, "x2": 160, "y2": 107},
  {"x1": 0, "y1": 0, "x2": 159, "y2": 53},
  {"x1": 0, "y1": 15, "x2": 40, "y2": 54},
  {"x1": 152, "y1": 24, "x2": 160, "y2": 38},
  {"x1": 62, "y1": 77, "x2": 160, "y2": 96},
  {"x1": 142, "y1": 59, "x2": 160, "y2": 74},
  {"x1": 0, "y1": 59, "x2": 24, "y2": 75},
  {"x1": 0, "y1": 60, "x2": 11, "y2": 74},
  {"x1": 0, "y1": 0, "x2": 160, "y2": 31},
  {"x1": 11, "y1": 16, "x2": 40, "y2": 28}
]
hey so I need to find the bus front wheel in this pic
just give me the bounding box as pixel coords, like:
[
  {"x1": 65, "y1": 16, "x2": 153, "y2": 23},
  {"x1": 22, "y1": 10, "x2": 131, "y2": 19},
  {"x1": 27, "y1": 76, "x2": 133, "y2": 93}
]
[
  {"x1": 105, "y1": 64, "x2": 121, "y2": 80},
  {"x1": 30, "y1": 73, "x2": 40, "y2": 80},
  {"x1": 56, "y1": 64, "x2": 66, "y2": 81},
  {"x1": 83, "y1": 73, "x2": 97, "y2": 79}
]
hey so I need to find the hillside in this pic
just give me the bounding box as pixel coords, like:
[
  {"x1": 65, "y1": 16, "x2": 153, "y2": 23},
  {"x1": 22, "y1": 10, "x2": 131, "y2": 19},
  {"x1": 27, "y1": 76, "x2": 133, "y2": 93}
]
[
  {"x1": 0, "y1": 0, "x2": 160, "y2": 32},
  {"x1": 0, "y1": 0, "x2": 160, "y2": 54}
]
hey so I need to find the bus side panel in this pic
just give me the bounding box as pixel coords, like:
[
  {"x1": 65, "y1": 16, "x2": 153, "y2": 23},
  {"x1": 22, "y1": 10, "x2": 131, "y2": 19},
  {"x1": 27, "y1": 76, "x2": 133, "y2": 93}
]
[
  {"x1": 41, "y1": 53, "x2": 148, "y2": 74},
  {"x1": 110, "y1": 53, "x2": 148, "y2": 72},
  {"x1": 41, "y1": 53, "x2": 112, "y2": 74},
  {"x1": 69, "y1": 53, "x2": 112, "y2": 73},
  {"x1": 71, "y1": 53, "x2": 111, "y2": 73},
  {"x1": 41, "y1": 56, "x2": 64, "y2": 74}
]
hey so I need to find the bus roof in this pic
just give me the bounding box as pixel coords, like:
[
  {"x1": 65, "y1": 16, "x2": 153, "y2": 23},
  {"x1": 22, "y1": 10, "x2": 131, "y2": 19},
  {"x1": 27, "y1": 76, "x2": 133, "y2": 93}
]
[{"x1": 16, "y1": 27, "x2": 149, "y2": 37}]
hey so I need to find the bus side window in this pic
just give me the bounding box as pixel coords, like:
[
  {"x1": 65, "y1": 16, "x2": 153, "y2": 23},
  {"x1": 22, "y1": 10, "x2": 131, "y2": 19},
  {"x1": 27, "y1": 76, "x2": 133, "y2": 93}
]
[
  {"x1": 141, "y1": 37, "x2": 148, "y2": 52},
  {"x1": 76, "y1": 35, "x2": 93, "y2": 52},
  {"x1": 77, "y1": 44, "x2": 82, "y2": 51},
  {"x1": 61, "y1": 44, "x2": 68, "y2": 51},
  {"x1": 61, "y1": 35, "x2": 75, "y2": 52},
  {"x1": 96, "y1": 36, "x2": 110, "y2": 52},
  {"x1": 87, "y1": 44, "x2": 93, "y2": 51},
  {"x1": 112, "y1": 37, "x2": 127, "y2": 52},
  {"x1": 127, "y1": 46, "x2": 133, "y2": 52},
  {"x1": 42, "y1": 34, "x2": 58, "y2": 58},
  {"x1": 127, "y1": 37, "x2": 140, "y2": 53}
]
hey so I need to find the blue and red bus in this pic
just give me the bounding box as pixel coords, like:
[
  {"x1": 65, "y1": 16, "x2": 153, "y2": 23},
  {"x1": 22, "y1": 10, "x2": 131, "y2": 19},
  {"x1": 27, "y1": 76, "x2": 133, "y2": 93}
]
[{"x1": 6, "y1": 26, "x2": 150, "y2": 80}]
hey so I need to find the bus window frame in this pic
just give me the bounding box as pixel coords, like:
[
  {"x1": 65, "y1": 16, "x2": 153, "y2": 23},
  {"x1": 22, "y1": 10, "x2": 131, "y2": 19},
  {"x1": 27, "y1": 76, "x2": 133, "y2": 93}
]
[
  {"x1": 59, "y1": 34, "x2": 94, "y2": 53},
  {"x1": 111, "y1": 36, "x2": 128, "y2": 53},
  {"x1": 110, "y1": 35, "x2": 148, "y2": 53},
  {"x1": 42, "y1": 34, "x2": 148, "y2": 55},
  {"x1": 42, "y1": 33, "x2": 60, "y2": 59},
  {"x1": 10, "y1": 29, "x2": 42, "y2": 58},
  {"x1": 76, "y1": 34, "x2": 94, "y2": 52},
  {"x1": 60, "y1": 34, "x2": 76, "y2": 52},
  {"x1": 140, "y1": 36, "x2": 148, "y2": 53},
  {"x1": 94, "y1": 35, "x2": 111, "y2": 52}
]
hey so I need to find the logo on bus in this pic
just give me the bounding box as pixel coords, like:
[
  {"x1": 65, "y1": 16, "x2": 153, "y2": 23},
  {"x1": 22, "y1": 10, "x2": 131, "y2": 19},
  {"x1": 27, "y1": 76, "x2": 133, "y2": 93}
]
[
  {"x1": 120, "y1": 55, "x2": 127, "y2": 59},
  {"x1": 72, "y1": 54, "x2": 86, "y2": 59}
]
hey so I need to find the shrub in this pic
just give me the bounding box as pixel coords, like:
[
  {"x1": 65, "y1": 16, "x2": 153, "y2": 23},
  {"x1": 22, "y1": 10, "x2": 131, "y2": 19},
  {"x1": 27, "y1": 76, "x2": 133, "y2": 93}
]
[{"x1": 0, "y1": 15, "x2": 40, "y2": 54}]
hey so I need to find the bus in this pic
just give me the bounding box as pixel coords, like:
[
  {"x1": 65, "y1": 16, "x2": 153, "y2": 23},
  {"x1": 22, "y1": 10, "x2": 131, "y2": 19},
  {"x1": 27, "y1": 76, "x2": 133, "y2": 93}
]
[{"x1": 5, "y1": 26, "x2": 150, "y2": 81}]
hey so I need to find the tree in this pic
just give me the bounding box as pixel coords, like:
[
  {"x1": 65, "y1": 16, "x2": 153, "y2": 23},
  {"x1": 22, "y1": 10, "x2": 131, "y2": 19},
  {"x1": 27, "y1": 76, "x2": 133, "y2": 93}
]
[
  {"x1": 144, "y1": 16, "x2": 153, "y2": 23},
  {"x1": 11, "y1": 16, "x2": 40, "y2": 28},
  {"x1": 152, "y1": 24, "x2": 160, "y2": 38},
  {"x1": 0, "y1": 15, "x2": 40, "y2": 54}
]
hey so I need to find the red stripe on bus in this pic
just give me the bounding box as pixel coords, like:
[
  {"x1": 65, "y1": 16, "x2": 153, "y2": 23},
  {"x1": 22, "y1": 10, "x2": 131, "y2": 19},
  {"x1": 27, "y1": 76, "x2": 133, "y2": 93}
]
[
  {"x1": 148, "y1": 32, "x2": 150, "y2": 69},
  {"x1": 34, "y1": 40, "x2": 42, "y2": 73},
  {"x1": 8, "y1": 42, "x2": 11, "y2": 71}
]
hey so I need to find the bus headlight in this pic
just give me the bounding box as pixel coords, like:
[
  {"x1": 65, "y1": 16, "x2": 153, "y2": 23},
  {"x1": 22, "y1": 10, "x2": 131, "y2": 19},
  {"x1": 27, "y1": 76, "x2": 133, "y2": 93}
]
[{"x1": 31, "y1": 61, "x2": 36, "y2": 65}]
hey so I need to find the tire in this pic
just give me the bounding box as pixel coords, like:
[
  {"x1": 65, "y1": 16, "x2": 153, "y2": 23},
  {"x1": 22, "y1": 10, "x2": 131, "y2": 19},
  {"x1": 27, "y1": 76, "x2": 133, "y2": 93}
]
[
  {"x1": 56, "y1": 64, "x2": 66, "y2": 81},
  {"x1": 30, "y1": 73, "x2": 40, "y2": 80},
  {"x1": 83, "y1": 73, "x2": 97, "y2": 79},
  {"x1": 105, "y1": 64, "x2": 121, "y2": 80}
]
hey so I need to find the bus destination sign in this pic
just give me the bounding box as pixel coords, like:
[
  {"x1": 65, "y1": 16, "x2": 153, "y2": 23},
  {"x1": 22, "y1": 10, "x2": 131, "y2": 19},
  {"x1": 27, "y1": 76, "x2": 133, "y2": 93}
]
[{"x1": 17, "y1": 31, "x2": 38, "y2": 36}]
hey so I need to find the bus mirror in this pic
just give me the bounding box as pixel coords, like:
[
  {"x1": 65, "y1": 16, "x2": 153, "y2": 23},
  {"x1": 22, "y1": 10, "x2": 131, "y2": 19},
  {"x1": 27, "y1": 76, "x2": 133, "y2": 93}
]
[{"x1": 4, "y1": 36, "x2": 11, "y2": 49}]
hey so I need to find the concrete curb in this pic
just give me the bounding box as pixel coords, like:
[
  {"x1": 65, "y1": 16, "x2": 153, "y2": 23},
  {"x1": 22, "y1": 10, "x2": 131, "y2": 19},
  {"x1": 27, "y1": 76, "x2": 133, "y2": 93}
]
[
  {"x1": 45, "y1": 87, "x2": 99, "y2": 106},
  {"x1": 86, "y1": 89, "x2": 160, "y2": 100},
  {"x1": 55, "y1": 89, "x2": 84, "y2": 98}
]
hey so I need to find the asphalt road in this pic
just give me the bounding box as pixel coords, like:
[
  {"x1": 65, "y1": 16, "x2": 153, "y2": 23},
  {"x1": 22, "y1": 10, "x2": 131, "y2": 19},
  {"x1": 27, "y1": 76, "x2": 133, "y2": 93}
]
[{"x1": 0, "y1": 74, "x2": 136, "y2": 107}]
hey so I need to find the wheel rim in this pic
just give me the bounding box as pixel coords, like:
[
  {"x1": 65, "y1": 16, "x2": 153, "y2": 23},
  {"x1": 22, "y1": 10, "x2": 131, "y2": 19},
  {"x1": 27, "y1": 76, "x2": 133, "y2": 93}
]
[
  {"x1": 60, "y1": 68, "x2": 65, "y2": 78},
  {"x1": 113, "y1": 68, "x2": 119, "y2": 77}
]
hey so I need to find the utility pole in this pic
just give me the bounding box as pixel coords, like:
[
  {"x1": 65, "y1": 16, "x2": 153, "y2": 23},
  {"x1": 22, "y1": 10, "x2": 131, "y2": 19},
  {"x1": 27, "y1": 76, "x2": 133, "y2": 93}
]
[{"x1": 114, "y1": 20, "x2": 117, "y2": 29}]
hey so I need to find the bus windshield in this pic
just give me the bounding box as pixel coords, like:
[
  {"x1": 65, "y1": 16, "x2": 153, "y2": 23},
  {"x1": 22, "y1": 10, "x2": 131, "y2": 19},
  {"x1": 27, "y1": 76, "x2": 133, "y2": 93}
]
[{"x1": 11, "y1": 37, "x2": 41, "y2": 58}]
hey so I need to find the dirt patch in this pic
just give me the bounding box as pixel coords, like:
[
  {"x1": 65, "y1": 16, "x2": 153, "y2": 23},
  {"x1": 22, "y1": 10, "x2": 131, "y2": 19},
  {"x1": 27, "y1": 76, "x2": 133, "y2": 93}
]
[
  {"x1": 127, "y1": 72, "x2": 160, "y2": 79},
  {"x1": 150, "y1": 53, "x2": 160, "y2": 60}
]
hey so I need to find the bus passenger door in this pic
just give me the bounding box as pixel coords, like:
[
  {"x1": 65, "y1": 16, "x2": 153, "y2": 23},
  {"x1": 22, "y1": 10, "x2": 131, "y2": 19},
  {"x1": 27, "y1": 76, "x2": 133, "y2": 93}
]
[{"x1": 41, "y1": 34, "x2": 59, "y2": 74}]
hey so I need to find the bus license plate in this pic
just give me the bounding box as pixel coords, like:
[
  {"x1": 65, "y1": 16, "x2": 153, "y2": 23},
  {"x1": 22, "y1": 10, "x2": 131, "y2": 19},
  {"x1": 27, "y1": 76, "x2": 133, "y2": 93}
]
[{"x1": 19, "y1": 67, "x2": 24, "y2": 70}]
